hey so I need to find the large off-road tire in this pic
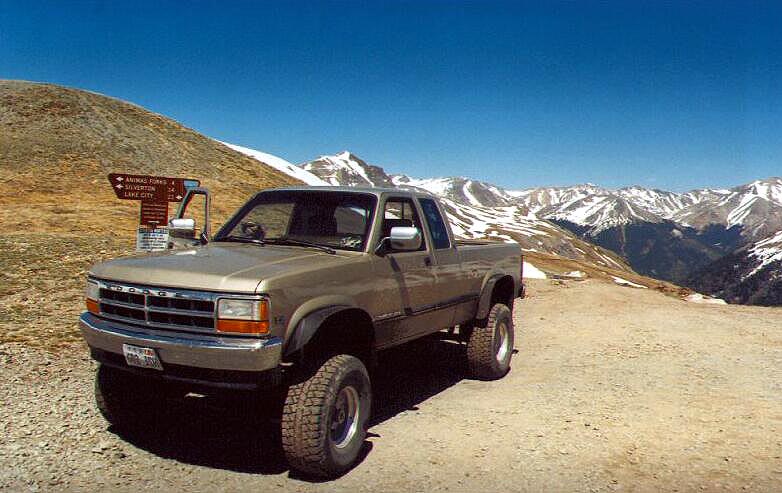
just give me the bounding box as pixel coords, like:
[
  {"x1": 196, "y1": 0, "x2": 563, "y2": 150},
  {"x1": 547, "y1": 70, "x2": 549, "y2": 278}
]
[
  {"x1": 466, "y1": 303, "x2": 514, "y2": 380},
  {"x1": 94, "y1": 364, "x2": 164, "y2": 428},
  {"x1": 281, "y1": 354, "x2": 372, "y2": 478}
]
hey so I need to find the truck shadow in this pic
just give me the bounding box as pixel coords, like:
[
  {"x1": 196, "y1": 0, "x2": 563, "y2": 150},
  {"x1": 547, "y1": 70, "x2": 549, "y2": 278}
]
[{"x1": 109, "y1": 335, "x2": 468, "y2": 478}]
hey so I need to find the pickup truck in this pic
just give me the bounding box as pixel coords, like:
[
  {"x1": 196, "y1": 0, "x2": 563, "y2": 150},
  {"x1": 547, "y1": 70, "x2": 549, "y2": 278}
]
[{"x1": 80, "y1": 186, "x2": 524, "y2": 477}]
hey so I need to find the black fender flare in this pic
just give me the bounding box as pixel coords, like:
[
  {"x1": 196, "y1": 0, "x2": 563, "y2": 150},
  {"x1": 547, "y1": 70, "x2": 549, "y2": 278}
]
[
  {"x1": 476, "y1": 274, "x2": 514, "y2": 320},
  {"x1": 284, "y1": 305, "x2": 351, "y2": 357}
]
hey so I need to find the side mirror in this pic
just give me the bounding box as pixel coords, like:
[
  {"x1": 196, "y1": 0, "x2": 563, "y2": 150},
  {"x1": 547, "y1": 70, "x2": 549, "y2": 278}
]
[
  {"x1": 389, "y1": 226, "x2": 422, "y2": 251},
  {"x1": 168, "y1": 218, "x2": 196, "y2": 243},
  {"x1": 169, "y1": 217, "x2": 195, "y2": 230}
]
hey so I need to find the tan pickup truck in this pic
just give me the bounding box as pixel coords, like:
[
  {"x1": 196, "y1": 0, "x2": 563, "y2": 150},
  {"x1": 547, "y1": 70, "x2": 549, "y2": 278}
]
[{"x1": 80, "y1": 186, "x2": 524, "y2": 477}]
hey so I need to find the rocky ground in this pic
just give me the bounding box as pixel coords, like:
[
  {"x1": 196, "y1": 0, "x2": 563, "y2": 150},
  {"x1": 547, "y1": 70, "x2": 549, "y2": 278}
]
[{"x1": 2, "y1": 279, "x2": 781, "y2": 492}]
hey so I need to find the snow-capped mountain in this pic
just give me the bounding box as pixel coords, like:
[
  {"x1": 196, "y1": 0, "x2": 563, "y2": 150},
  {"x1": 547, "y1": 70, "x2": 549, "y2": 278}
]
[
  {"x1": 539, "y1": 193, "x2": 664, "y2": 234},
  {"x1": 516, "y1": 180, "x2": 782, "y2": 283},
  {"x1": 301, "y1": 151, "x2": 394, "y2": 188},
  {"x1": 615, "y1": 187, "x2": 702, "y2": 219},
  {"x1": 391, "y1": 175, "x2": 518, "y2": 208},
  {"x1": 294, "y1": 148, "x2": 782, "y2": 242},
  {"x1": 511, "y1": 184, "x2": 607, "y2": 214},
  {"x1": 672, "y1": 179, "x2": 782, "y2": 239},
  {"x1": 524, "y1": 178, "x2": 782, "y2": 238}
]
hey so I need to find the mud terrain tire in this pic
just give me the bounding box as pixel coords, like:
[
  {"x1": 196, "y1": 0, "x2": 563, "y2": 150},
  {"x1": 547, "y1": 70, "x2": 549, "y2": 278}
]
[
  {"x1": 467, "y1": 303, "x2": 514, "y2": 380},
  {"x1": 282, "y1": 354, "x2": 372, "y2": 478}
]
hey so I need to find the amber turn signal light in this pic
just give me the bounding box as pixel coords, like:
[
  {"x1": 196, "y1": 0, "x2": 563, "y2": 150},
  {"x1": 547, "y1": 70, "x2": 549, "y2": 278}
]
[
  {"x1": 85, "y1": 298, "x2": 100, "y2": 315},
  {"x1": 216, "y1": 319, "x2": 270, "y2": 335}
]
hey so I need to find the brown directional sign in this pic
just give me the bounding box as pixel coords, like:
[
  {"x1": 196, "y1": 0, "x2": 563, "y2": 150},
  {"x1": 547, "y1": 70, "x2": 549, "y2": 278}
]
[
  {"x1": 139, "y1": 201, "x2": 169, "y2": 227},
  {"x1": 108, "y1": 173, "x2": 200, "y2": 202}
]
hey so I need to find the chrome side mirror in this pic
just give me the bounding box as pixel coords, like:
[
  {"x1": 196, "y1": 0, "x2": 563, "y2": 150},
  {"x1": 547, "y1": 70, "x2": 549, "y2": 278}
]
[
  {"x1": 168, "y1": 218, "x2": 196, "y2": 246},
  {"x1": 169, "y1": 217, "x2": 195, "y2": 232},
  {"x1": 389, "y1": 226, "x2": 422, "y2": 251}
]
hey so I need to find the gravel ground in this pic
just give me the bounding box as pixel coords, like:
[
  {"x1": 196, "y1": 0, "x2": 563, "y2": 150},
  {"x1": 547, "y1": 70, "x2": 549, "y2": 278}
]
[{"x1": 2, "y1": 279, "x2": 781, "y2": 492}]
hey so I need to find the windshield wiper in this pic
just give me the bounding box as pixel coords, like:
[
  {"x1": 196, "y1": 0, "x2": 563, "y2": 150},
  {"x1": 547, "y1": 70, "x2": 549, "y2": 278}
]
[
  {"x1": 214, "y1": 235, "x2": 266, "y2": 246},
  {"x1": 265, "y1": 237, "x2": 336, "y2": 254}
]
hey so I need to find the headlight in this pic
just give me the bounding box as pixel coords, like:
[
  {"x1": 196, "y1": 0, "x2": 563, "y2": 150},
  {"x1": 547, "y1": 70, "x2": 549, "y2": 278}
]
[
  {"x1": 216, "y1": 298, "x2": 269, "y2": 335},
  {"x1": 217, "y1": 299, "x2": 264, "y2": 320},
  {"x1": 85, "y1": 280, "x2": 100, "y2": 301}
]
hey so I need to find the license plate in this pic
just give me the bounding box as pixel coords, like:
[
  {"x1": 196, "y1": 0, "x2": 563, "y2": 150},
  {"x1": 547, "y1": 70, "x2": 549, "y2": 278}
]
[{"x1": 122, "y1": 344, "x2": 163, "y2": 371}]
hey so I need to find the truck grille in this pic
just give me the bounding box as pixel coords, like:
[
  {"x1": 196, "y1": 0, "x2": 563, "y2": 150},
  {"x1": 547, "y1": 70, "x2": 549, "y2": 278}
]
[{"x1": 97, "y1": 284, "x2": 216, "y2": 332}]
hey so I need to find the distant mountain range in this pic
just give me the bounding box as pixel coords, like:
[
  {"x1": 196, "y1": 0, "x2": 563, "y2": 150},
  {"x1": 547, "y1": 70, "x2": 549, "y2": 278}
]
[
  {"x1": 229, "y1": 146, "x2": 782, "y2": 305},
  {"x1": 514, "y1": 180, "x2": 782, "y2": 284}
]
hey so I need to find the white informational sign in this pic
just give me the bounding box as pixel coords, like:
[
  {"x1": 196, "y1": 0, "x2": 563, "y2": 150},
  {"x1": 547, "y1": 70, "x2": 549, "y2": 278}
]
[{"x1": 136, "y1": 227, "x2": 170, "y2": 252}]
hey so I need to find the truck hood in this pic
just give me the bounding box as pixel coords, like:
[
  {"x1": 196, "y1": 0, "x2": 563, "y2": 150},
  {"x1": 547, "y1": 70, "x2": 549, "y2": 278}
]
[{"x1": 89, "y1": 243, "x2": 353, "y2": 293}]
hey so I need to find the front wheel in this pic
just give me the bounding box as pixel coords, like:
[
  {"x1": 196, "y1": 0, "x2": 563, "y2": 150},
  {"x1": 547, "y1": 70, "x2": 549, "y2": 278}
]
[
  {"x1": 466, "y1": 303, "x2": 514, "y2": 380},
  {"x1": 281, "y1": 354, "x2": 372, "y2": 478}
]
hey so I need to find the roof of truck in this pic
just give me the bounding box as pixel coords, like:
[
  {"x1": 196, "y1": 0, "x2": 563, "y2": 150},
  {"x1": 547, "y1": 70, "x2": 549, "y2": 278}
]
[{"x1": 265, "y1": 185, "x2": 437, "y2": 197}]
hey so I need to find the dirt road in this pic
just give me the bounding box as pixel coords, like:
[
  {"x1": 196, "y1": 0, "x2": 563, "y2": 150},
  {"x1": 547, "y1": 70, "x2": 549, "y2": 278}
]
[{"x1": 2, "y1": 279, "x2": 781, "y2": 492}]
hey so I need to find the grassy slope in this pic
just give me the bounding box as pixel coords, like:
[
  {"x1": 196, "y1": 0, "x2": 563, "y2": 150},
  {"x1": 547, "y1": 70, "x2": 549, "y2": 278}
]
[{"x1": 0, "y1": 80, "x2": 301, "y2": 347}]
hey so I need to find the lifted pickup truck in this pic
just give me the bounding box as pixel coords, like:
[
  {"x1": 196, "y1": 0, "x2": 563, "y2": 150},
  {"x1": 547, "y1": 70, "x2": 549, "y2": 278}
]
[{"x1": 81, "y1": 186, "x2": 524, "y2": 477}]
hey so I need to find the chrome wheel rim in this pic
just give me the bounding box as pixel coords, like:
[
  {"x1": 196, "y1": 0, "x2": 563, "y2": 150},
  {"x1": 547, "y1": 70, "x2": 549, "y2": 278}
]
[
  {"x1": 495, "y1": 321, "x2": 510, "y2": 364},
  {"x1": 330, "y1": 385, "x2": 360, "y2": 449}
]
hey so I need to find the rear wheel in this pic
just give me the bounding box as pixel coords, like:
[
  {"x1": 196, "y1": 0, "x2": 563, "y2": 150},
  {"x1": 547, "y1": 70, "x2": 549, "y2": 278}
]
[
  {"x1": 281, "y1": 354, "x2": 371, "y2": 478},
  {"x1": 466, "y1": 303, "x2": 514, "y2": 380}
]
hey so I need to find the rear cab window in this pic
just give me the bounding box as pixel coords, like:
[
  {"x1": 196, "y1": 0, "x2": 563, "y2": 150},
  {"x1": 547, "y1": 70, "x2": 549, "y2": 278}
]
[{"x1": 419, "y1": 198, "x2": 451, "y2": 249}]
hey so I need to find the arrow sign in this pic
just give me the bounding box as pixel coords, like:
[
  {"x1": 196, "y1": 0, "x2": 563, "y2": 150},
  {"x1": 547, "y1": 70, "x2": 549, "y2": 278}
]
[{"x1": 108, "y1": 173, "x2": 200, "y2": 202}]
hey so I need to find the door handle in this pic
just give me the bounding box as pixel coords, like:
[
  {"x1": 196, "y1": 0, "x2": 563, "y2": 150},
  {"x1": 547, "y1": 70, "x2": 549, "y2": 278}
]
[{"x1": 424, "y1": 256, "x2": 432, "y2": 266}]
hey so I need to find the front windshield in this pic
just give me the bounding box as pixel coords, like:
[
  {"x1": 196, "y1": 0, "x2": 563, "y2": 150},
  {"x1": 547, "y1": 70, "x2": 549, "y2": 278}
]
[{"x1": 215, "y1": 190, "x2": 377, "y2": 252}]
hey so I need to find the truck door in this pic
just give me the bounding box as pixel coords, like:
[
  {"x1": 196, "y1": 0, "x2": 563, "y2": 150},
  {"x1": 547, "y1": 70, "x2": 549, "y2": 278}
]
[
  {"x1": 372, "y1": 196, "x2": 441, "y2": 345},
  {"x1": 417, "y1": 197, "x2": 477, "y2": 327},
  {"x1": 168, "y1": 187, "x2": 210, "y2": 249}
]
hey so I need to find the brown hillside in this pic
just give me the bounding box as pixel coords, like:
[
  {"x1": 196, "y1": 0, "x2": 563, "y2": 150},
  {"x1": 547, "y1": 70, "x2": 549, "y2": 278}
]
[
  {"x1": 0, "y1": 80, "x2": 301, "y2": 346},
  {"x1": 0, "y1": 80, "x2": 301, "y2": 235}
]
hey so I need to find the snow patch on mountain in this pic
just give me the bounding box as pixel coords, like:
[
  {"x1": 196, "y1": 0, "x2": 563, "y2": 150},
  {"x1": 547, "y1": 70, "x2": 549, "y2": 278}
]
[
  {"x1": 523, "y1": 261, "x2": 547, "y2": 279},
  {"x1": 220, "y1": 142, "x2": 328, "y2": 186},
  {"x1": 612, "y1": 276, "x2": 647, "y2": 289},
  {"x1": 747, "y1": 230, "x2": 782, "y2": 277},
  {"x1": 685, "y1": 293, "x2": 727, "y2": 305},
  {"x1": 392, "y1": 176, "x2": 454, "y2": 196}
]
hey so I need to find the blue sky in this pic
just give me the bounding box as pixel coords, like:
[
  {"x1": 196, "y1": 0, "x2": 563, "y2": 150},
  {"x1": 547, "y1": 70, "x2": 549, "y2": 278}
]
[{"x1": 1, "y1": 1, "x2": 780, "y2": 191}]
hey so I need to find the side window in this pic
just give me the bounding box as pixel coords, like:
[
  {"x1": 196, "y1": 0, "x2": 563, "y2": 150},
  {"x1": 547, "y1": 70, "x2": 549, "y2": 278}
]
[
  {"x1": 419, "y1": 198, "x2": 451, "y2": 249},
  {"x1": 382, "y1": 198, "x2": 427, "y2": 251}
]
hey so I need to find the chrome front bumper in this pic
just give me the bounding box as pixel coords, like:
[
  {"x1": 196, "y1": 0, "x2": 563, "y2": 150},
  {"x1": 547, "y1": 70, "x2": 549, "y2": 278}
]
[{"x1": 79, "y1": 312, "x2": 282, "y2": 372}]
